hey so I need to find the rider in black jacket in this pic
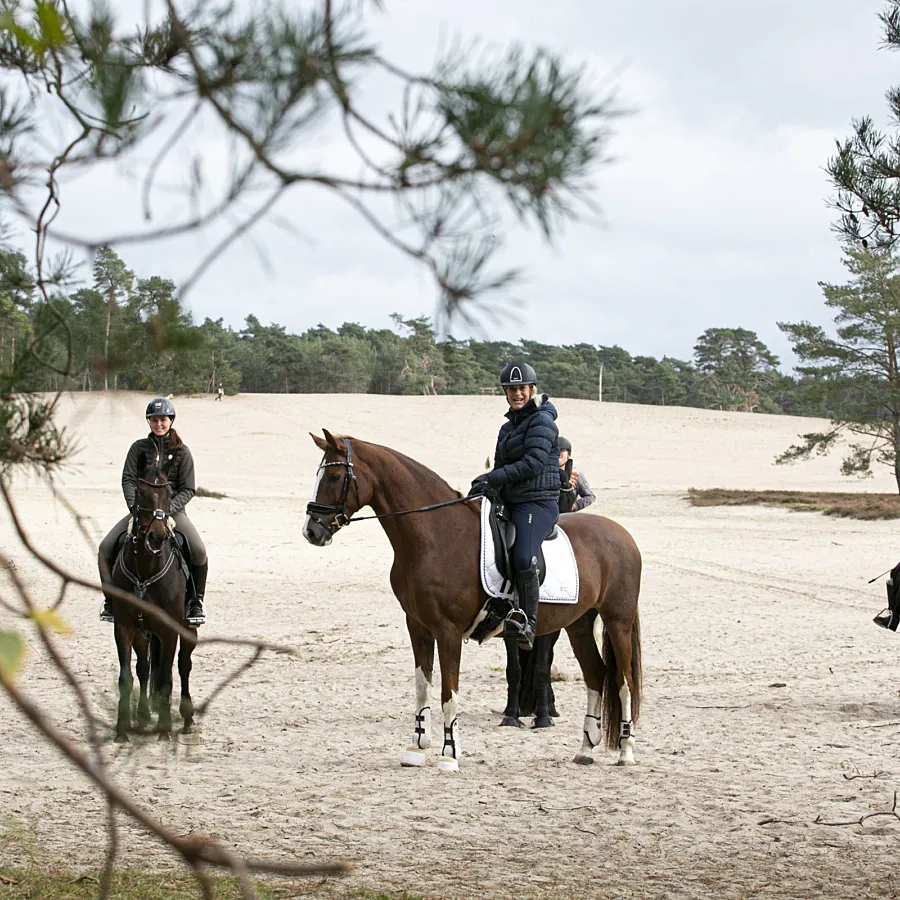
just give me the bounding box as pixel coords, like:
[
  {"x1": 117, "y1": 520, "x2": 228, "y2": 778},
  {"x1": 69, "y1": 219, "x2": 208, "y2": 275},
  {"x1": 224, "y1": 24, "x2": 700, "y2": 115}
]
[{"x1": 469, "y1": 362, "x2": 560, "y2": 650}]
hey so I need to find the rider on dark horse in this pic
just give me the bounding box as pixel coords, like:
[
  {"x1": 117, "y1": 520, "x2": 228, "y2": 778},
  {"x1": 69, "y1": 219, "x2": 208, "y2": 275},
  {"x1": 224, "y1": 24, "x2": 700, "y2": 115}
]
[
  {"x1": 468, "y1": 362, "x2": 560, "y2": 651},
  {"x1": 98, "y1": 397, "x2": 208, "y2": 626}
]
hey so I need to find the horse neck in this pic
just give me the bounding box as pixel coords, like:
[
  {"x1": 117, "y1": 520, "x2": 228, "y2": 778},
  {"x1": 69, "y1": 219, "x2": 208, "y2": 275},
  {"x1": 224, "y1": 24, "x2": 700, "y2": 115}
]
[
  {"x1": 357, "y1": 443, "x2": 472, "y2": 545},
  {"x1": 124, "y1": 531, "x2": 173, "y2": 579}
]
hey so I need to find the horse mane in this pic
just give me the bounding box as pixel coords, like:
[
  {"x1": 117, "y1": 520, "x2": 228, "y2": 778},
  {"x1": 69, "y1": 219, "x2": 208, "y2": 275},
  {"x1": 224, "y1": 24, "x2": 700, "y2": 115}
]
[{"x1": 342, "y1": 436, "x2": 478, "y2": 514}]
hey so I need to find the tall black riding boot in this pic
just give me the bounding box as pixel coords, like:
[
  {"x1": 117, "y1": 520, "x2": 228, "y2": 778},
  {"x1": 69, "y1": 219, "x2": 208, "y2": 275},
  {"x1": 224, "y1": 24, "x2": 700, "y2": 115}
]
[
  {"x1": 514, "y1": 562, "x2": 540, "y2": 651},
  {"x1": 187, "y1": 561, "x2": 208, "y2": 626}
]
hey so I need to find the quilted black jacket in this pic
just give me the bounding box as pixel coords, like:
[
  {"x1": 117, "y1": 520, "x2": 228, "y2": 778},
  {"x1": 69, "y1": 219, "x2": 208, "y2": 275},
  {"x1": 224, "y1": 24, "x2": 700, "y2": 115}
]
[{"x1": 487, "y1": 395, "x2": 560, "y2": 503}]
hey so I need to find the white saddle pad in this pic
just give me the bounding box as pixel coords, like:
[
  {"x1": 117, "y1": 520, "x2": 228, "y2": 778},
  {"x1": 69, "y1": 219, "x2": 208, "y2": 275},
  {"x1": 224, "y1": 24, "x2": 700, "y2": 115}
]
[{"x1": 479, "y1": 498, "x2": 579, "y2": 604}]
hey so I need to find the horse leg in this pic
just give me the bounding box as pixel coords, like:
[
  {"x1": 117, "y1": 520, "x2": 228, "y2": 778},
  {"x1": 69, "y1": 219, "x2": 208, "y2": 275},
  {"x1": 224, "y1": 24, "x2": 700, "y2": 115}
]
[
  {"x1": 400, "y1": 616, "x2": 434, "y2": 767},
  {"x1": 114, "y1": 625, "x2": 134, "y2": 742},
  {"x1": 134, "y1": 632, "x2": 151, "y2": 731},
  {"x1": 602, "y1": 616, "x2": 639, "y2": 766},
  {"x1": 148, "y1": 633, "x2": 161, "y2": 707},
  {"x1": 500, "y1": 636, "x2": 524, "y2": 727},
  {"x1": 178, "y1": 631, "x2": 196, "y2": 734},
  {"x1": 154, "y1": 632, "x2": 178, "y2": 741},
  {"x1": 565, "y1": 612, "x2": 607, "y2": 765},
  {"x1": 547, "y1": 629, "x2": 561, "y2": 718},
  {"x1": 436, "y1": 632, "x2": 463, "y2": 773},
  {"x1": 532, "y1": 632, "x2": 556, "y2": 729}
]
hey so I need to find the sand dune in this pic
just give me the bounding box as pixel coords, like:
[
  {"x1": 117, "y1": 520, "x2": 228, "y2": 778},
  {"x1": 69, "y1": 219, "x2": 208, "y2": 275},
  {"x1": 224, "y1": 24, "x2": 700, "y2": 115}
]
[{"x1": 2, "y1": 392, "x2": 900, "y2": 899}]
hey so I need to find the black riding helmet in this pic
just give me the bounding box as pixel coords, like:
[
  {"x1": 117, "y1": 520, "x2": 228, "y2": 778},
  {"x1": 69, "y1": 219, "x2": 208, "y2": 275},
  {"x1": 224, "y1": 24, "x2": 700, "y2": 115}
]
[
  {"x1": 499, "y1": 361, "x2": 537, "y2": 387},
  {"x1": 146, "y1": 396, "x2": 176, "y2": 422},
  {"x1": 558, "y1": 436, "x2": 572, "y2": 454}
]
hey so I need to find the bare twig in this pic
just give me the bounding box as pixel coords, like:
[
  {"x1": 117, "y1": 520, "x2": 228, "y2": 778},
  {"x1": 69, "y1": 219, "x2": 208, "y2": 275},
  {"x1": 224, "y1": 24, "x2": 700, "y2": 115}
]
[{"x1": 815, "y1": 792, "x2": 900, "y2": 827}]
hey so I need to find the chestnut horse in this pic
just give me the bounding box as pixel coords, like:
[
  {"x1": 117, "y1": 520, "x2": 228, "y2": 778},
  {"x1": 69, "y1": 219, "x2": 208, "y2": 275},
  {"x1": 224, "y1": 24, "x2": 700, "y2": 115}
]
[{"x1": 303, "y1": 430, "x2": 642, "y2": 772}]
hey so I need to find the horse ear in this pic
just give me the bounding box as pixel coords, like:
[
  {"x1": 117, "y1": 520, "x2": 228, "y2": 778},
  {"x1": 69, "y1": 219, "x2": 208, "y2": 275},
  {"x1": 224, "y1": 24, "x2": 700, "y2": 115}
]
[
  {"x1": 136, "y1": 451, "x2": 147, "y2": 473},
  {"x1": 310, "y1": 432, "x2": 328, "y2": 451},
  {"x1": 322, "y1": 429, "x2": 344, "y2": 451},
  {"x1": 160, "y1": 455, "x2": 174, "y2": 480}
]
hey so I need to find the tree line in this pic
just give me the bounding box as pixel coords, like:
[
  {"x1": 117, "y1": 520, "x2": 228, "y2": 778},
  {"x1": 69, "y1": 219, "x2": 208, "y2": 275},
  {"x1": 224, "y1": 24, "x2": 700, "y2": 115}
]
[{"x1": 2, "y1": 244, "x2": 831, "y2": 415}]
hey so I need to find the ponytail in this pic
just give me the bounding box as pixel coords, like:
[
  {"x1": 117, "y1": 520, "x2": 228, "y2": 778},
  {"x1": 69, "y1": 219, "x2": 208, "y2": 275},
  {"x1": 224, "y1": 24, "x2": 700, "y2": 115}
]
[{"x1": 166, "y1": 427, "x2": 184, "y2": 450}]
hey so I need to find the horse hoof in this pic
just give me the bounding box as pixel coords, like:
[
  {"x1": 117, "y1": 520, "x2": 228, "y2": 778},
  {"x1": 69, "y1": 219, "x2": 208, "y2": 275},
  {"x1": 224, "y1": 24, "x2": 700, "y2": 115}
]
[
  {"x1": 616, "y1": 757, "x2": 637, "y2": 767},
  {"x1": 182, "y1": 724, "x2": 193, "y2": 735},
  {"x1": 114, "y1": 733, "x2": 129, "y2": 744},
  {"x1": 401, "y1": 748, "x2": 427, "y2": 767},
  {"x1": 157, "y1": 731, "x2": 171, "y2": 742},
  {"x1": 572, "y1": 753, "x2": 594, "y2": 766},
  {"x1": 437, "y1": 756, "x2": 459, "y2": 773},
  {"x1": 532, "y1": 716, "x2": 555, "y2": 729},
  {"x1": 499, "y1": 716, "x2": 524, "y2": 728}
]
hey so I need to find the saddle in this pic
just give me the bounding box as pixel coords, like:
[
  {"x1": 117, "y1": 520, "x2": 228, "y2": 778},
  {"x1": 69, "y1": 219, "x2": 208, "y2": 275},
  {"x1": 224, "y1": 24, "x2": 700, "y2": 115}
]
[{"x1": 487, "y1": 498, "x2": 558, "y2": 590}]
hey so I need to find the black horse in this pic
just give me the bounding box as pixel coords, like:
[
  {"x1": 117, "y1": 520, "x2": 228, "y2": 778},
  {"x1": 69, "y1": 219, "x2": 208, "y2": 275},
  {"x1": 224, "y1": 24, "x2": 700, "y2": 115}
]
[
  {"x1": 102, "y1": 453, "x2": 197, "y2": 741},
  {"x1": 501, "y1": 632, "x2": 561, "y2": 728}
]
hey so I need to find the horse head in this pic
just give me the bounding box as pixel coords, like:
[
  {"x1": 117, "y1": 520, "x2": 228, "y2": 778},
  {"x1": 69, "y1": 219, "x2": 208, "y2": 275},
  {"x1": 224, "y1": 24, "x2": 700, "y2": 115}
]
[
  {"x1": 133, "y1": 450, "x2": 174, "y2": 555},
  {"x1": 303, "y1": 429, "x2": 370, "y2": 546}
]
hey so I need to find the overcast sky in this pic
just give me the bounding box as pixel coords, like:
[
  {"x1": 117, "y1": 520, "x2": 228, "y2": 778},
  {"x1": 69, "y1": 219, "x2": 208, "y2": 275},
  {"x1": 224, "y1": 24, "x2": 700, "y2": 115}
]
[{"x1": 27, "y1": 0, "x2": 900, "y2": 370}]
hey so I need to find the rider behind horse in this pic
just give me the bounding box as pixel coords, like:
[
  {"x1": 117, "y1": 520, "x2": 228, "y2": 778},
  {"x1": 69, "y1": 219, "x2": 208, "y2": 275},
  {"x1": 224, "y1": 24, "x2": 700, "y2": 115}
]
[
  {"x1": 557, "y1": 436, "x2": 596, "y2": 513},
  {"x1": 468, "y1": 362, "x2": 560, "y2": 651},
  {"x1": 98, "y1": 397, "x2": 208, "y2": 625}
]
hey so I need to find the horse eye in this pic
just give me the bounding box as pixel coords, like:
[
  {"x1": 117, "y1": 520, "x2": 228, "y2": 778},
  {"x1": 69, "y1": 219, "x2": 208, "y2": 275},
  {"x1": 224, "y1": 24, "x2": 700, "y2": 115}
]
[{"x1": 326, "y1": 474, "x2": 341, "y2": 483}]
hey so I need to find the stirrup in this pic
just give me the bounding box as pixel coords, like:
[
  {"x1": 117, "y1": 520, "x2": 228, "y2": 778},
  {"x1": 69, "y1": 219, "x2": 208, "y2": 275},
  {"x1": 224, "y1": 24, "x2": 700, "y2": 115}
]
[
  {"x1": 874, "y1": 609, "x2": 898, "y2": 631},
  {"x1": 501, "y1": 608, "x2": 528, "y2": 638},
  {"x1": 99, "y1": 600, "x2": 114, "y2": 623}
]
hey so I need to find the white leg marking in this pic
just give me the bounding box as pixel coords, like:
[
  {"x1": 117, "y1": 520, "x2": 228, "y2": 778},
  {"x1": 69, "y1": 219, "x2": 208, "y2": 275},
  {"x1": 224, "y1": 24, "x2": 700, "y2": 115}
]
[
  {"x1": 573, "y1": 687, "x2": 602, "y2": 765},
  {"x1": 617, "y1": 681, "x2": 636, "y2": 766},
  {"x1": 401, "y1": 666, "x2": 432, "y2": 767},
  {"x1": 437, "y1": 691, "x2": 460, "y2": 773}
]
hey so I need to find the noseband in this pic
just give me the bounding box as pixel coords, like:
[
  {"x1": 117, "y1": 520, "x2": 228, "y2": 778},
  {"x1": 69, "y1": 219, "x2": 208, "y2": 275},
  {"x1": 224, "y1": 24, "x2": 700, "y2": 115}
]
[{"x1": 306, "y1": 440, "x2": 361, "y2": 534}]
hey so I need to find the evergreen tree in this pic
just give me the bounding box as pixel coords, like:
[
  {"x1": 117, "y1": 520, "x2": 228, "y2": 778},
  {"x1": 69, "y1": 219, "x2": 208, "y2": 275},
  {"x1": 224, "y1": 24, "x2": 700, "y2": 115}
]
[{"x1": 778, "y1": 246, "x2": 900, "y2": 490}]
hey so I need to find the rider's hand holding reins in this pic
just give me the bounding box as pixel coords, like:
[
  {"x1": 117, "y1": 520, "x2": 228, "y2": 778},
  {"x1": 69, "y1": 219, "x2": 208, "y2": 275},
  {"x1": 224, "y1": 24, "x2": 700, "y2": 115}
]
[{"x1": 467, "y1": 474, "x2": 494, "y2": 499}]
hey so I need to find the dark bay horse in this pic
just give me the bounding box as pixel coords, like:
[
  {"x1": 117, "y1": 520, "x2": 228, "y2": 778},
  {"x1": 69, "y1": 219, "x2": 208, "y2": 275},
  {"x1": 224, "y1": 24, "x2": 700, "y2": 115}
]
[
  {"x1": 103, "y1": 453, "x2": 197, "y2": 741},
  {"x1": 303, "y1": 431, "x2": 642, "y2": 772}
]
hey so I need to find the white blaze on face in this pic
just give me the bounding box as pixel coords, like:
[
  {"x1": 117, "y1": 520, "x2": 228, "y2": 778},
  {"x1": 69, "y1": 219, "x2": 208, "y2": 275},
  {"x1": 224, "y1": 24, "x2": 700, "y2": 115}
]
[{"x1": 301, "y1": 463, "x2": 326, "y2": 543}]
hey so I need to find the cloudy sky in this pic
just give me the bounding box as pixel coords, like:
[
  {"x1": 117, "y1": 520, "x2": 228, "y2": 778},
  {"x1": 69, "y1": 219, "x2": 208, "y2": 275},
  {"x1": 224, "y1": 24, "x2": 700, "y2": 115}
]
[{"x1": 28, "y1": 0, "x2": 900, "y2": 369}]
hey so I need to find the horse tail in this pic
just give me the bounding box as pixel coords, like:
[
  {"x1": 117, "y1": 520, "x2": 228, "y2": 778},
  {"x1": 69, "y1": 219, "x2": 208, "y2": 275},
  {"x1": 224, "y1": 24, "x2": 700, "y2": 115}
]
[{"x1": 600, "y1": 610, "x2": 643, "y2": 751}]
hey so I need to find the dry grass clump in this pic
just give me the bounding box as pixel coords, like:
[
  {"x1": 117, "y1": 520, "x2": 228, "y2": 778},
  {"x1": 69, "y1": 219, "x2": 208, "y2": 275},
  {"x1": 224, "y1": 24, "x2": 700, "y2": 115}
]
[
  {"x1": 195, "y1": 486, "x2": 229, "y2": 499},
  {"x1": 687, "y1": 488, "x2": 900, "y2": 520}
]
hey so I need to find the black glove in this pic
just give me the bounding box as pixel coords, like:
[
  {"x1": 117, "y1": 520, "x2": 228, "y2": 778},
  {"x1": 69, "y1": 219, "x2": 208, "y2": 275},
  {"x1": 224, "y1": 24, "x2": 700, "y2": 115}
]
[{"x1": 467, "y1": 474, "x2": 492, "y2": 498}]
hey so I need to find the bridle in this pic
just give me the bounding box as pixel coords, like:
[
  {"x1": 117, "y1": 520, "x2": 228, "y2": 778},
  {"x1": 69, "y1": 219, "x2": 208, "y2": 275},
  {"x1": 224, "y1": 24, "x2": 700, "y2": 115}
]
[
  {"x1": 305, "y1": 438, "x2": 471, "y2": 535},
  {"x1": 114, "y1": 472, "x2": 178, "y2": 600},
  {"x1": 305, "y1": 440, "x2": 362, "y2": 532},
  {"x1": 130, "y1": 474, "x2": 174, "y2": 552}
]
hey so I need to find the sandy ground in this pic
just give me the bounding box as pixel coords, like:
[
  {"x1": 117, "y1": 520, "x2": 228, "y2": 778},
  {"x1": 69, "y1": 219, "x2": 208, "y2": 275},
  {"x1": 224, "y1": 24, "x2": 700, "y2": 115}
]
[{"x1": 3, "y1": 392, "x2": 900, "y2": 899}]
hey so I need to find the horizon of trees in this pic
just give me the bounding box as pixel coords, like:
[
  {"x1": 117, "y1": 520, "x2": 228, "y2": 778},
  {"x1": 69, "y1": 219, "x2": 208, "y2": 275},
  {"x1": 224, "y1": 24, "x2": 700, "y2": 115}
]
[{"x1": 0, "y1": 243, "x2": 831, "y2": 416}]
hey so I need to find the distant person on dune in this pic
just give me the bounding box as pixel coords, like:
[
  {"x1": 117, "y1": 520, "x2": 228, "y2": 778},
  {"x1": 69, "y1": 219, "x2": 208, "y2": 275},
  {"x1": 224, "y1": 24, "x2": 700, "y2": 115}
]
[{"x1": 216, "y1": 384, "x2": 224, "y2": 401}]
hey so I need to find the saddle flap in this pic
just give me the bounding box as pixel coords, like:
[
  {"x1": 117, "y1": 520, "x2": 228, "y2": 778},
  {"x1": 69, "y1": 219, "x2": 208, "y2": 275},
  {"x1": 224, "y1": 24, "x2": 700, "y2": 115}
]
[{"x1": 485, "y1": 499, "x2": 547, "y2": 587}]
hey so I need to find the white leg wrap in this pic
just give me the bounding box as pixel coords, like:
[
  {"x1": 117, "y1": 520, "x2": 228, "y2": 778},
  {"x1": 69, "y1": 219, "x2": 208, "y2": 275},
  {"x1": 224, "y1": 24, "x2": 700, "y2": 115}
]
[
  {"x1": 401, "y1": 667, "x2": 432, "y2": 767},
  {"x1": 617, "y1": 681, "x2": 636, "y2": 765},
  {"x1": 437, "y1": 691, "x2": 460, "y2": 773},
  {"x1": 573, "y1": 688, "x2": 602, "y2": 765}
]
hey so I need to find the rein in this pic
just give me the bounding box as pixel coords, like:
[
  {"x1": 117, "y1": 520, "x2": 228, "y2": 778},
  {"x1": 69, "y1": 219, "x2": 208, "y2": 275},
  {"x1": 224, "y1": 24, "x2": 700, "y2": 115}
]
[{"x1": 305, "y1": 438, "x2": 473, "y2": 532}]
